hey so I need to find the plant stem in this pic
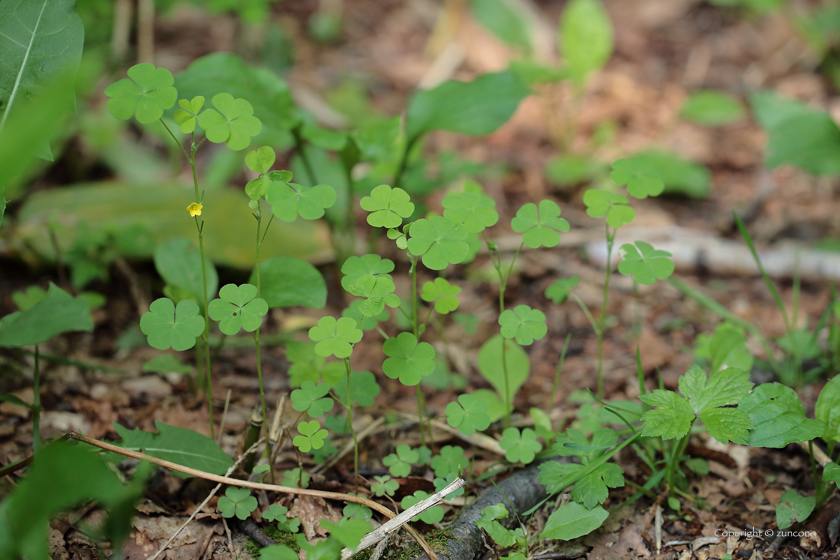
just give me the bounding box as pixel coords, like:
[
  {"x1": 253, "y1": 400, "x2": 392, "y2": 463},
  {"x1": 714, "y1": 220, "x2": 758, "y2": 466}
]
[
  {"x1": 410, "y1": 256, "x2": 428, "y2": 448},
  {"x1": 596, "y1": 225, "x2": 616, "y2": 400},
  {"x1": 254, "y1": 207, "x2": 268, "y2": 441},
  {"x1": 547, "y1": 333, "x2": 572, "y2": 422},
  {"x1": 666, "y1": 425, "x2": 693, "y2": 496},
  {"x1": 32, "y1": 345, "x2": 41, "y2": 454},
  {"x1": 344, "y1": 357, "x2": 360, "y2": 492}
]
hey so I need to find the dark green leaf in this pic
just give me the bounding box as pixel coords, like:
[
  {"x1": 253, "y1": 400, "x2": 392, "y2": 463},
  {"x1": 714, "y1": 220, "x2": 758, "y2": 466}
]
[
  {"x1": 154, "y1": 238, "x2": 219, "y2": 304},
  {"x1": 0, "y1": 283, "x2": 92, "y2": 347},
  {"x1": 541, "y1": 502, "x2": 608, "y2": 540},
  {"x1": 250, "y1": 256, "x2": 327, "y2": 309},
  {"x1": 739, "y1": 382, "x2": 824, "y2": 447}
]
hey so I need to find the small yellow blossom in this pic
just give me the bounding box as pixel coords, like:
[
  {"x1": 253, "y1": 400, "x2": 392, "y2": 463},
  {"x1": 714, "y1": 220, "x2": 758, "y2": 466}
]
[{"x1": 187, "y1": 202, "x2": 203, "y2": 217}]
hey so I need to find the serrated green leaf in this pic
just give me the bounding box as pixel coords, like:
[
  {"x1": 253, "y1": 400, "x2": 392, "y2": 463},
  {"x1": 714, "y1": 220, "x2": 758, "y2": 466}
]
[
  {"x1": 498, "y1": 304, "x2": 547, "y2": 345},
  {"x1": 407, "y1": 216, "x2": 470, "y2": 270},
  {"x1": 694, "y1": 322, "x2": 753, "y2": 373},
  {"x1": 383, "y1": 332, "x2": 436, "y2": 386},
  {"x1": 617, "y1": 241, "x2": 674, "y2": 285},
  {"x1": 541, "y1": 502, "x2": 608, "y2": 540},
  {"x1": 572, "y1": 463, "x2": 624, "y2": 509},
  {"x1": 639, "y1": 390, "x2": 694, "y2": 440},
  {"x1": 510, "y1": 200, "x2": 570, "y2": 249},
  {"x1": 139, "y1": 298, "x2": 205, "y2": 351},
  {"x1": 105, "y1": 63, "x2": 177, "y2": 124},
  {"x1": 698, "y1": 407, "x2": 752, "y2": 445},
  {"x1": 738, "y1": 382, "x2": 825, "y2": 447}
]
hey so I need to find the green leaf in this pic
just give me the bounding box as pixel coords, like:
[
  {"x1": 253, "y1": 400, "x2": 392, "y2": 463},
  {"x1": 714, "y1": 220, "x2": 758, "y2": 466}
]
[
  {"x1": 261, "y1": 545, "x2": 300, "y2": 560},
  {"x1": 286, "y1": 341, "x2": 344, "y2": 387},
  {"x1": 476, "y1": 503, "x2": 517, "y2": 547},
  {"x1": 510, "y1": 200, "x2": 570, "y2": 249},
  {"x1": 0, "y1": 0, "x2": 83, "y2": 160},
  {"x1": 541, "y1": 502, "x2": 608, "y2": 540},
  {"x1": 617, "y1": 241, "x2": 674, "y2": 285},
  {"x1": 114, "y1": 420, "x2": 233, "y2": 476},
  {"x1": 342, "y1": 300, "x2": 389, "y2": 331},
  {"x1": 639, "y1": 390, "x2": 695, "y2": 440},
  {"x1": 446, "y1": 394, "x2": 492, "y2": 435},
  {"x1": 360, "y1": 184, "x2": 414, "y2": 228},
  {"x1": 434, "y1": 473, "x2": 465, "y2": 498},
  {"x1": 383, "y1": 444, "x2": 419, "y2": 477},
  {"x1": 309, "y1": 316, "x2": 363, "y2": 359},
  {"x1": 142, "y1": 354, "x2": 192, "y2": 375},
  {"x1": 263, "y1": 503, "x2": 290, "y2": 522},
  {"x1": 250, "y1": 256, "x2": 327, "y2": 309},
  {"x1": 680, "y1": 365, "x2": 753, "y2": 412},
  {"x1": 560, "y1": 0, "x2": 613, "y2": 87},
  {"x1": 349, "y1": 275, "x2": 401, "y2": 317},
  {"x1": 499, "y1": 427, "x2": 542, "y2": 464},
  {"x1": 340, "y1": 254, "x2": 395, "y2": 292},
  {"x1": 105, "y1": 64, "x2": 177, "y2": 124},
  {"x1": 0, "y1": 283, "x2": 92, "y2": 347},
  {"x1": 421, "y1": 278, "x2": 462, "y2": 314},
  {"x1": 776, "y1": 490, "x2": 815, "y2": 530},
  {"x1": 266, "y1": 180, "x2": 337, "y2": 222},
  {"x1": 629, "y1": 150, "x2": 711, "y2": 199},
  {"x1": 218, "y1": 486, "x2": 258, "y2": 520},
  {"x1": 383, "y1": 332, "x2": 436, "y2": 386},
  {"x1": 430, "y1": 445, "x2": 468, "y2": 477},
  {"x1": 291, "y1": 381, "x2": 334, "y2": 418},
  {"x1": 816, "y1": 375, "x2": 840, "y2": 442},
  {"x1": 442, "y1": 191, "x2": 499, "y2": 234},
  {"x1": 154, "y1": 238, "x2": 219, "y2": 304},
  {"x1": 294, "y1": 420, "x2": 329, "y2": 452},
  {"x1": 321, "y1": 518, "x2": 370, "y2": 551},
  {"x1": 332, "y1": 370, "x2": 380, "y2": 407},
  {"x1": 173, "y1": 96, "x2": 205, "y2": 133},
  {"x1": 470, "y1": 0, "x2": 533, "y2": 51},
  {"x1": 477, "y1": 335, "x2": 530, "y2": 414},
  {"x1": 499, "y1": 305, "x2": 547, "y2": 346},
  {"x1": 196, "y1": 92, "x2": 262, "y2": 151},
  {"x1": 544, "y1": 155, "x2": 603, "y2": 187},
  {"x1": 824, "y1": 463, "x2": 840, "y2": 486},
  {"x1": 301, "y1": 123, "x2": 348, "y2": 151},
  {"x1": 281, "y1": 468, "x2": 310, "y2": 489},
  {"x1": 582, "y1": 189, "x2": 635, "y2": 228},
  {"x1": 571, "y1": 463, "x2": 625, "y2": 509},
  {"x1": 610, "y1": 157, "x2": 664, "y2": 199},
  {"x1": 545, "y1": 277, "x2": 579, "y2": 304},
  {"x1": 406, "y1": 71, "x2": 530, "y2": 143},
  {"x1": 680, "y1": 90, "x2": 745, "y2": 126},
  {"x1": 351, "y1": 116, "x2": 401, "y2": 161},
  {"x1": 407, "y1": 216, "x2": 470, "y2": 270},
  {"x1": 738, "y1": 383, "x2": 824, "y2": 448},
  {"x1": 245, "y1": 146, "x2": 276, "y2": 174},
  {"x1": 208, "y1": 283, "x2": 268, "y2": 335},
  {"x1": 139, "y1": 298, "x2": 205, "y2": 351},
  {"x1": 401, "y1": 491, "x2": 444, "y2": 524},
  {"x1": 371, "y1": 475, "x2": 400, "y2": 497},
  {"x1": 694, "y1": 322, "x2": 753, "y2": 373}
]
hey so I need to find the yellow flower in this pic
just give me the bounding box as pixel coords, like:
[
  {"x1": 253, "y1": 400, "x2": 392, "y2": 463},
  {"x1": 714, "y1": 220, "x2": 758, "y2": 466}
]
[{"x1": 187, "y1": 202, "x2": 203, "y2": 217}]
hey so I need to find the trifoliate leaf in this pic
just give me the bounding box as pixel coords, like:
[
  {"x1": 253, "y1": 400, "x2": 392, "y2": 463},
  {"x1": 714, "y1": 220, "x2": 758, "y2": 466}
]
[
  {"x1": 446, "y1": 394, "x2": 492, "y2": 435},
  {"x1": 510, "y1": 200, "x2": 570, "y2": 249},
  {"x1": 383, "y1": 332, "x2": 436, "y2": 386},
  {"x1": 218, "y1": 487, "x2": 258, "y2": 520},
  {"x1": 387, "y1": 227, "x2": 408, "y2": 249},
  {"x1": 498, "y1": 304, "x2": 547, "y2": 346},
  {"x1": 173, "y1": 96, "x2": 205, "y2": 133},
  {"x1": 406, "y1": 216, "x2": 469, "y2": 270},
  {"x1": 291, "y1": 381, "x2": 334, "y2": 418},
  {"x1": 442, "y1": 191, "x2": 499, "y2": 233},
  {"x1": 499, "y1": 427, "x2": 542, "y2": 464},
  {"x1": 139, "y1": 298, "x2": 205, "y2": 351},
  {"x1": 245, "y1": 146, "x2": 276, "y2": 174},
  {"x1": 430, "y1": 445, "x2": 469, "y2": 477},
  {"x1": 105, "y1": 63, "x2": 177, "y2": 124},
  {"x1": 738, "y1": 382, "x2": 825, "y2": 448},
  {"x1": 421, "y1": 278, "x2": 461, "y2": 314},
  {"x1": 349, "y1": 275, "x2": 400, "y2": 317},
  {"x1": 208, "y1": 283, "x2": 268, "y2": 335},
  {"x1": 196, "y1": 92, "x2": 262, "y2": 150},
  {"x1": 360, "y1": 184, "x2": 414, "y2": 228},
  {"x1": 545, "y1": 277, "x2": 579, "y2": 304},
  {"x1": 383, "y1": 444, "x2": 419, "y2": 477},
  {"x1": 266, "y1": 181, "x2": 337, "y2": 222},
  {"x1": 610, "y1": 157, "x2": 664, "y2": 199},
  {"x1": 294, "y1": 420, "x2": 328, "y2": 452},
  {"x1": 401, "y1": 491, "x2": 444, "y2": 524},
  {"x1": 281, "y1": 468, "x2": 310, "y2": 489},
  {"x1": 286, "y1": 341, "x2": 345, "y2": 387},
  {"x1": 433, "y1": 473, "x2": 465, "y2": 498},
  {"x1": 342, "y1": 300, "x2": 389, "y2": 331},
  {"x1": 340, "y1": 254, "x2": 395, "y2": 292},
  {"x1": 617, "y1": 241, "x2": 674, "y2": 285},
  {"x1": 372, "y1": 475, "x2": 400, "y2": 497},
  {"x1": 332, "y1": 370, "x2": 380, "y2": 407},
  {"x1": 308, "y1": 316, "x2": 363, "y2": 359},
  {"x1": 342, "y1": 500, "x2": 373, "y2": 521},
  {"x1": 582, "y1": 189, "x2": 635, "y2": 228}
]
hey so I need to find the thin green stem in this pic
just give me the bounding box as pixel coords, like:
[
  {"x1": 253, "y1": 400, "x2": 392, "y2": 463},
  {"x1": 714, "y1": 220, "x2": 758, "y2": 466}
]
[
  {"x1": 254, "y1": 207, "x2": 268, "y2": 442},
  {"x1": 596, "y1": 225, "x2": 616, "y2": 400},
  {"x1": 410, "y1": 256, "x2": 428, "y2": 447},
  {"x1": 547, "y1": 333, "x2": 572, "y2": 420},
  {"x1": 344, "y1": 357, "x2": 359, "y2": 492},
  {"x1": 666, "y1": 425, "x2": 693, "y2": 495},
  {"x1": 159, "y1": 118, "x2": 189, "y2": 160},
  {"x1": 33, "y1": 345, "x2": 41, "y2": 454}
]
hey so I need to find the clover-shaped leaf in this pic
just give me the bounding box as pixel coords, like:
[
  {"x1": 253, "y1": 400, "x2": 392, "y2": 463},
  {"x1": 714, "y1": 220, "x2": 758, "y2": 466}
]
[
  {"x1": 208, "y1": 283, "x2": 268, "y2": 335},
  {"x1": 582, "y1": 189, "x2": 636, "y2": 228},
  {"x1": 263, "y1": 504, "x2": 301, "y2": 532},
  {"x1": 281, "y1": 468, "x2": 310, "y2": 489},
  {"x1": 387, "y1": 227, "x2": 408, "y2": 249},
  {"x1": 371, "y1": 475, "x2": 400, "y2": 497},
  {"x1": 196, "y1": 92, "x2": 262, "y2": 150},
  {"x1": 406, "y1": 217, "x2": 469, "y2": 270},
  {"x1": 266, "y1": 181, "x2": 337, "y2": 222},
  {"x1": 342, "y1": 300, "x2": 389, "y2": 331},
  {"x1": 105, "y1": 63, "x2": 178, "y2": 124},
  {"x1": 446, "y1": 394, "x2": 492, "y2": 435},
  {"x1": 311, "y1": 439, "x2": 339, "y2": 465},
  {"x1": 430, "y1": 445, "x2": 468, "y2": 477},
  {"x1": 511, "y1": 200, "x2": 570, "y2": 249},
  {"x1": 308, "y1": 316, "x2": 363, "y2": 358},
  {"x1": 499, "y1": 305, "x2": 547, "y2": 346},
  {"x1": 291, "y1": 381, "x2": 334, "y2": 418},
  {"x1": 401, "y1": 491, "x2": 444, "y2": 524},
  {"x1": 610, "y1": 157, "x2": 664, "y2": 199},
  {"x1": 286, "y1": 341, "x2": 344, "y2": 387},
  {"x1": 421, "y1": 278, "x2": 461, "y2": 314},
  {"x1": 442, "y1": 191, "x2": 499, "y2": 234},
  {"x1": 332, "y1": 370, "x2": 381, "y2": 407},
  {"x1": 218, "y1": 487, "x2": 258, "y2": 520},
  {"x1": 262, "y1": 504, "x2": 287, "y2": 522},
  {"x1": 545, "y1": 276, "x2": 579, "y2": 304},
  {"x1": 349, "y1": 275, "x2": 401, "y2": 317},
  {"x1": 383, "y1": 332, "x2": 436, "y2": 386},
  {"x1": 245, "y1": 146, "x2": 276, "y2": 174},
  {"x1": 360, "y1": 184, "x2": 414, "y2": 228},
  {"x1": 343, "y1": 501, "x2": 373, "y2": 521},
  {"x1": 140, "y1": 298, "x2": 205, "y2": 351},
  {"x1": 294, "y1": 420, "x2": 329, "y2": 452},
  {"x1": 433, "y1": 473, "x2": 465, "y2": 498},
  {"x1": 341, "y1": 254, "x2": 395, "y2": 292},
  {"x1": 173, "y1": 96, "x2": 205, "y2": 133},
  {"x1": 382, "y1": 444, "x2": 419, "y2": 477},
  {"x1": 618, "y1": 242, "x2": 675, "y2": 285},
  {"x1": 499, "y1": 427, "x2": 542, "y2": 464}
]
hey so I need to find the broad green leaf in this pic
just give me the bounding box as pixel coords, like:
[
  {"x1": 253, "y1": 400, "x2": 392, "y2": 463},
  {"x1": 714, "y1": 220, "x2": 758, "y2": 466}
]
[
  {"x1": 680, "y1": 90, "x2": 745, "y2": 126},
  {"x1": 499, "y1": 427, "x2": 542, "y2": 464},
  {"x1": 401, "y1": 491, "x2": 444, "y2": 524},
  {"x1": 545, "y1": 154, "x2": 604, "y2": 187},
  {"x1": 406, "y1": 216, "x2": 470, "y2": 270},
  {"x1": 0, "y1": 0, "x2": 83, "y2": 161},
  {"x1": 476, "y1": 504, "x2": 517, "y2": 547},
  {"x1": 610, "y1": 157, "x2": 664, "y2": 199},
  {"x1": 446, "y1": 394, "x2": 492, "y2": 435},
  {"x1": 301, "y1": 122, "x2": 348, "y2": 151},
  {"x1": 545, "y1": 277, "x2": 579, "y2": 304},
  {"x1": 245, "y1": 146, "x2": 276, "y2": 174},
  {"x1": 321, "y1": 518, "x2": 370, "y2": 551},
  {"x1": 582, "y1": 189, "x2": 635, "y2": 228},
  {"x1": 208, "y1": 283, "x2": 268, "y2": 335},
  {"x1": 541, "y1": 502, "x2": 608, "y2": 540},
  {"x1": 261, "y1": 545, "x2": 299, "y2": 560},
  {"x1": 442, "y1": 190, "x2": 499, "y2": 234},
  {"x1": 629, "y1": 150, "x2": 711, "y2": 199},
  {"x1": 421, "y1": 278, "x2": 462, "y2": 314},
  {"x1": 291, "y1": 381, "x2": 334, "y2": 418},
  {"x1": 154, "y1": 238, "x2": 219, "y2": 304},
  {"x1": 142, "y1": 354, "x2": 191, "y2": 375},
  {"x1": 139, "y1": 298, "x2": 205, "y2": 352},
  {"x1": 776, "y1": 491, "x2": 814, "y2": 530},
  {"x1": 173, "y1": 96, "x2": 205, "y2": 133},
  {"x1": 332, "y1": 370, "x2": 380, "y2": 407},
  {"x1": 478, "y1": 334, "x2": 530, "y2": 413},
  {"x1": 639, "y1": 390, "x2": 694, "y2": 440},
  {"x1": 340, "y1": 254, "x2": 395, "y2": 292},
  {"x1": 360, "y1": 184, "x2": 414, "y2": 228},
  {"x1": 617, "y1": 241, "x2": 674, "y2": 285},
  {"x1": 739, "y1": 383, "x2": 824, "y2": 447},
  {"x1": 560, "y1": 0, "x2": 613, "y2": 87},
  {"x1": 196, "y1": 92, "x2": 262, "y2": 150},
  {"x1": 694, "y1": 322, "x2": 753, "y2": 373},
  {"x1": 824, "y1": 463, "x2": 840, "y2": 486},
  {"x1": 430, "y1": 445, "x2": 468, "y2": 477},
  {"x1": 699, "y1": 408, "x2": 752, "y2": 446},
  {"x1": 105, "y1": 64, "x2": 177, "y2": 124},
  {"x1": 680, "y1": 365, "x2": 753, "y2": 412},
  {"x1": 383, "y1": 444, "x2": 419, "y2": 477},
  {"x1": 510, "y1": 200, "x2": 570, "y2": 249},
  {"x1": 308, "y1": 316, "x2": 362, "y2": 359},
  {"x1": 499, "y1": 304, "x2": 547, "y2": 346},
  {"x1": 266, "y1": 180, "x2": 336, "y2": 222},
  {"x1": 348, "y1": 275, "x2": 401, "y2": 317},
  {"x1": 406, "y1": 71, "x2": 530, "y2": 143},
  {"x1": 351, "y1": 116, "x2": 401, "y2": 161},
  {"x1": 115, "y1": 420, "x2": 233, "y2": 476},
  {"x1": 816, "y1": 375, "x2": 840, "y2": 442},
  {"x1": 471, "y1": 0, "x2": 533, "y2": 51},
  {"x1": 294, "y1": 420, "x2": 328, "y2": 452},
  {"x1": 383, "y1": 332, "x2": 436, "y2": 386},
  {"x1": 250, "y1": 256, "x2": 326, "y2": 309},
  {"x1": 0, "y1": 284, "x2": 92, "y2": 347},
  {"x1": 218, "y1": 487, "x2": 258, "y2": 520}
]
